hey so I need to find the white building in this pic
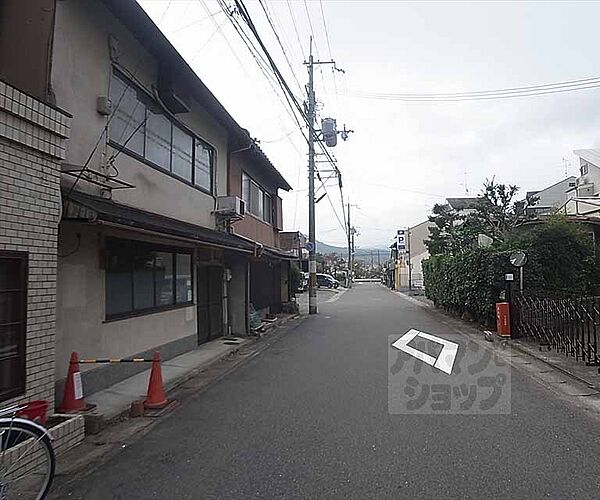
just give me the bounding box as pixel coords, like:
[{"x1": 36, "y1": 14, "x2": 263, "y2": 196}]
[{"x1": 560, "y1": 149, "x2": 600, "y2": 217}]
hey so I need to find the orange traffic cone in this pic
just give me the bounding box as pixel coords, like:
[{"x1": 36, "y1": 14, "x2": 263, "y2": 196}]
[
  {"x1": 144, "y1": 351, "x2": 168, "y2": 409},
  {"x1": 58, "y1": 352, "x2": 93, "y2": 413}
]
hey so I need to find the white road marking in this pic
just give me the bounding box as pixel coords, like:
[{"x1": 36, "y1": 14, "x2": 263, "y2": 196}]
[{"x1": 392, "y1": 329, "x2": 459, "y2": 375}]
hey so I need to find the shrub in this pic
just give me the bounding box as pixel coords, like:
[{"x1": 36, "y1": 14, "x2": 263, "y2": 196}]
[
  {"x1": 423, "y1": 248, "x2": 512, "y2": 325},
  {"x1": 423, "y1": 217, "x2": 600, "y2": 326},
  {"x1": 289, "y1": 263, "x2": 303, "y2": 294}
]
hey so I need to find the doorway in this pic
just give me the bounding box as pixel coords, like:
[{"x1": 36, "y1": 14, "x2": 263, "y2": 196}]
[{"x1": 197, "y1": 265, "x2": 224, "y2": 344}]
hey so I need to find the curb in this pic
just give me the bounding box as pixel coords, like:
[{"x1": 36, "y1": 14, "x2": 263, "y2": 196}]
[
  {"x1": 51, "y1": 314, "x2": 308, "y2": 495},
  {"x1": 509, "y1": 340, "x2": 600, "y2": 390},
  {"x1": 392, "y1": 287, "x2": 600, "y2": 390}
]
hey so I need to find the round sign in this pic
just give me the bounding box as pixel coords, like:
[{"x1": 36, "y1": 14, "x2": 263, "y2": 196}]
[
  {"x1": 305, "y1": 241, "x2": 315, "y2": 252},
  {"x1": 509, "y1": 250, "x2": 527, "y2": 268}
]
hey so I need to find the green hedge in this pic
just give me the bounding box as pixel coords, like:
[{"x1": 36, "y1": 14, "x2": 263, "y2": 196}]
[
  {"x1": 423, "y1": 218, "x2": 600, "y2": 326},
  {"x1": 423, "y1": 248, "x2": 513, "y2": 325}
]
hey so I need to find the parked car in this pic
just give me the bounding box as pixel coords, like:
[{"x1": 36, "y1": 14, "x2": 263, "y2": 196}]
[{"x1": 317, "y1": 273, "x2": 340, "y2": 289}]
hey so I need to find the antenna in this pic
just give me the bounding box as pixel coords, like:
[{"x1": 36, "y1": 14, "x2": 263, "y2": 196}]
[
  {"x1": 562, "y1": 157, "x2": 571, "y2": 178},
  {"x1": 462, "y1": 170, "x2": 470, "y2": 195}
]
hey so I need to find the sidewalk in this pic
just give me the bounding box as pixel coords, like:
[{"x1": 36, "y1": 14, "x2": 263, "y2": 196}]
[
  {"x1": 85, "y1": 336, "x2": 250, "y2": 425},
  {"x1": 50, "y1": 313, "x2": 306, "y2": 495},
  {"x1": 511, "y1": 337, "x2": 600, "y2": 390}
]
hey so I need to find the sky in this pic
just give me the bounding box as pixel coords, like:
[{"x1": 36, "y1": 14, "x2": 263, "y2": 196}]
[{"x1": 138, "y1": 0, "x2": 600, "y2": 249}]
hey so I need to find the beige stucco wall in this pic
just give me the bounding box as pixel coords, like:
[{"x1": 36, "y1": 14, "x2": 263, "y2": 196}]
[
  {"x1": 55, "y1": 223, "x2": 197, "y2": 380},
  {"x1": 51, "y1": 0, "x2": 228, "y2": 228}
]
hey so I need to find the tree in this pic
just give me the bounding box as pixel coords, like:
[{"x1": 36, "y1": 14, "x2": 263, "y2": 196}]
[
  {"x1": 426, "y1": 179, "x2": 539, "y2": 256},
  {"x1": 470, "y1": 178, "x2": 534, "y2": 242},
  {"x1": 425, "y1": 203, "x2": 479, "y2": 255},
  {"x1": 425, "y1": 203, "x2": 455, "y2": 255},
  {"x1": 500, "y1": 215, "x2": 599, "y2": 294}
]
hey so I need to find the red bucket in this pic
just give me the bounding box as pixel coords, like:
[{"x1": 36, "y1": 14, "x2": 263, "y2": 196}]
[{"x1": 16, "y1": 400, "x2": 49, "y2": 426}]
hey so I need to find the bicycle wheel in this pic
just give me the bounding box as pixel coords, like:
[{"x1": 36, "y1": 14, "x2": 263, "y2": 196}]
[{"x1": 0, "y1": 419, "x2": 55, "y2": 500}]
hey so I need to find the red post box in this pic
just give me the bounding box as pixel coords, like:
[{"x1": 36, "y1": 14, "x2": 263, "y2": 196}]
[{"x1": 496, "y1": 302, "x2": 511, "y2": 337}]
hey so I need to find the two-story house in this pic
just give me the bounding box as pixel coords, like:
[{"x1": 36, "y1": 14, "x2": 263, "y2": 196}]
[
  {"x1": 525, "y1": 176, "x2": 577, "y2": 216},
  {"x1": 562, "y1": 149, "x2": 600, "y2": 217},
  {"x1": 228, "y1": 143, "x2": 293, "y2": 319},
  {"x1": 280, "y1": 231, "x2": 309, "y2": 271},
  {"x1": 1, "y1": 0, "x2": 293, "y2": 404}
]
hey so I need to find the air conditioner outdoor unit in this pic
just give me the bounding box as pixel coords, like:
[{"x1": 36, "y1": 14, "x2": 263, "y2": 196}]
[{"x1": 216, "y1": 196, "x2": 245, "y2": 218}]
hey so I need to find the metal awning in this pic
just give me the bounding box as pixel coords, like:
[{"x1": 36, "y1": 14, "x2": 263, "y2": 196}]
[
  {"x1": 62, "y1": 190, "x2": 255, "y2": 253},
  {"x1": 262, "y1": 245, "x2": 297, "y2": 260}
]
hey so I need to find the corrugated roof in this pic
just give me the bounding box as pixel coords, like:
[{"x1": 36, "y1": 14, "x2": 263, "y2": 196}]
[{"x1": 64, "y1": 190, "x2": 255, "y2": 252}]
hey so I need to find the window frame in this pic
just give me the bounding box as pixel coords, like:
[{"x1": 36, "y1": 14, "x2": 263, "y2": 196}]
[
  {"x1": 107, "y1": 69, "x2": 216, "y2": 196},
  {"x1": 0, "y1": 251, "x2": 27, "y2": 403},
  {"x1": 104, "y1": 238, "x2": 194, "y2": 322},
  {"x1": 241, "y1": 171, "x2": 274, "y2": 224}
]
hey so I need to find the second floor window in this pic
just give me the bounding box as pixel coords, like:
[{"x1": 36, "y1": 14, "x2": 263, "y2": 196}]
[
  {"x1": 109, "y1": 71, "x2": 214, "y2": 193},
  {"x1": 242, "y1": 172, "x2": 272, "y2": 224}
]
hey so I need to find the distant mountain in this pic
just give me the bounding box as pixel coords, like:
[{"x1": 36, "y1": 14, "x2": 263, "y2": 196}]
[
  {"x1": 317, "y1": 241, "x2": 389, "y2": 262},
  {"x1": 316, "y1": 241, "x2": 347, "y2": 255}
]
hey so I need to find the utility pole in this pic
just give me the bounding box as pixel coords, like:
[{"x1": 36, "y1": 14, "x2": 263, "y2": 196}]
[
  {"x1": 304, "y1": 39, "x2": 351, "y2": 312},
  {"x1": 307, "y1": 40, "x2": 317, "y2": 314},
  {"x1": 347, "y1": 201, "x2": 352, "y2": 288},
  {"x1": 351, "y1": 225, "x2": 355, "y2": 282},
  {"x1": 407, "y1": 228, "x2": 412, "y2": 292}
]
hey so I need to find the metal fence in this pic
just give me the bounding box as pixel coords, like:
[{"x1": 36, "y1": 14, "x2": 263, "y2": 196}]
[{"x1": 513, "y1": 293, "x2": 600, "y2": 368}]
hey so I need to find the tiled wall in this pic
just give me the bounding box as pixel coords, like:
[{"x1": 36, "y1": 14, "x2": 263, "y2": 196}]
[{"x1": 0, "y1": 79, "x2": 71, "y2": 412}]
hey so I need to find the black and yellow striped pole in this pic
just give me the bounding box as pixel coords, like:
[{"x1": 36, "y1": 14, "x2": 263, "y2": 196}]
[{"x1": 75, "y1": 357, "x2": 152, "y2": 364}]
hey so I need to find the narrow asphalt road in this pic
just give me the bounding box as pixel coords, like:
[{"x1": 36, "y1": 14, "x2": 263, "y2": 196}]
[{"x1": 63, "y1": 283, "x2": 600, "y2": 499}]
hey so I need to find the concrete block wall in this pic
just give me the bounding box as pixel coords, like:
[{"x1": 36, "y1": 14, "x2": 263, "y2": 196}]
[{"x1": 0, "y1": 79, "x2": 71, "y2": 412}]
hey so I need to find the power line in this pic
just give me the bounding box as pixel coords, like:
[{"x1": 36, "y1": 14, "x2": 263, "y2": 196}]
[
  {"x1": 349, "y1": 75, "x2": 600, "y2": 102},
  {"x1": 361, "y1": 75, "x2": 600, "y2": 98},
  {"x1": 352, "y1": 83, "x2": 600, "y2": 102},
  {"x1": 318, "y1": 0, "x2": 333, "y2": 61},
  {"x1": 230, "y1": 0, "x2": 309, "y2": 128},
  {"x1": 361, "y1": 182, "x2": 447, "y2": 198},
  {"x1": 257, "y1": 0, "x2": 303, "y2": 95},
  {"x1": 215, "y1": 0, "x2": 307, "y2": 135},
  {"x1": 169, "y1": 9, "x2": 223, "y2": 34},
  {"x1": 228, "y1": 0, "x2": 347, "y2": 234},
  {"x1": 285, "y1": 0, "x2": 306, "y2": 60},
  {"x1": 267, "y1": 0, "x2": 305, "y2": 70},
  {"x1": 188, "y1": 16, "x2": 229, "y2": 61},
  {"x1": 157, "y1": 0, "x2": 174, "y2": 25},
  {"x1": 318, "y1": 0, "x2": 339, "y2": 99},
  {"x1": 198, "y1": 0, "x2": 249, "y2": 75},
  {"x1": 302, "y1": 0, "x2": 330, "y2": 104},
  {"x1": 302, "y1": 1, "x2": 319, "y2": 59}
]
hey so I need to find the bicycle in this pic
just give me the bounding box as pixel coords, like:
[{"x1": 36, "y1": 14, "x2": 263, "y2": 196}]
[{"x1": 0, "y1": 404, "x2": 55, "y2": 500}]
